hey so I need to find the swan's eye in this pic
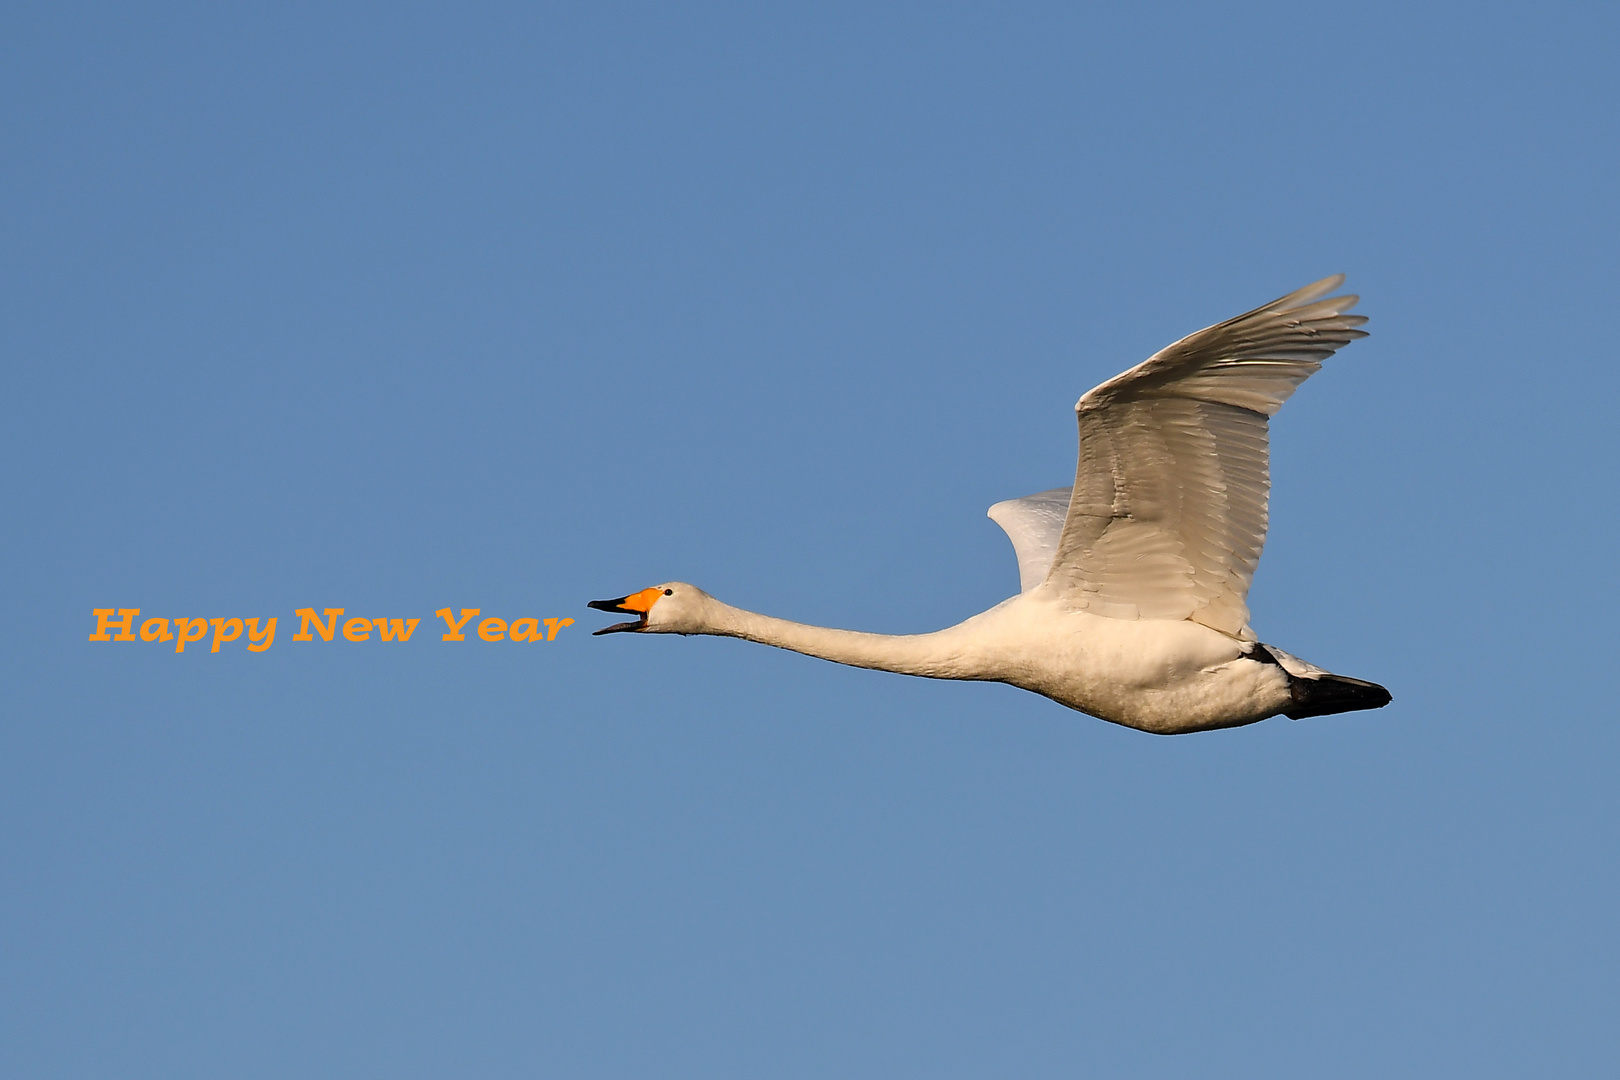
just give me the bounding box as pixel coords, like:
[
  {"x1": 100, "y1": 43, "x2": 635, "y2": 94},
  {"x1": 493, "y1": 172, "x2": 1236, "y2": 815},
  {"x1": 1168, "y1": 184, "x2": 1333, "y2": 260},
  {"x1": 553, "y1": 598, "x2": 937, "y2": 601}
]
[{"x1": 664, "y1": 589, "x2": 673, "y2": 595}]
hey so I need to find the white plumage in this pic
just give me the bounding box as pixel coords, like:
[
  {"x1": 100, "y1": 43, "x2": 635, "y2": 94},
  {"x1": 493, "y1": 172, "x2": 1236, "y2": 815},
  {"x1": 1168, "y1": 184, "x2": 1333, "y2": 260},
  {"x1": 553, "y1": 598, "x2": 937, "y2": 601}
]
[{"x1": 592, "y1": 276, "x2": 1390, "y2": 734}]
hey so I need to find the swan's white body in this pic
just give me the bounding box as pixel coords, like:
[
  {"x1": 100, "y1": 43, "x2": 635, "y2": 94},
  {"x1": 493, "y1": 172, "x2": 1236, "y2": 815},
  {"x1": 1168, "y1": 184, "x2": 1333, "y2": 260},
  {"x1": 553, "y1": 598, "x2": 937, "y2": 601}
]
[{"x1": 592, "y1": 277, "x2": 1391, "y2": 735}]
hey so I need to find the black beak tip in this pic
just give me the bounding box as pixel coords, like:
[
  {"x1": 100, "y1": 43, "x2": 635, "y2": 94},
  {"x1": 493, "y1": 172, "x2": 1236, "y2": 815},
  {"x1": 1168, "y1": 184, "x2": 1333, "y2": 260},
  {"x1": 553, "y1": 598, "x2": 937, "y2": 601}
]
[{"x1": 589, "y1": 596, "x2": 644, "y2": 635}]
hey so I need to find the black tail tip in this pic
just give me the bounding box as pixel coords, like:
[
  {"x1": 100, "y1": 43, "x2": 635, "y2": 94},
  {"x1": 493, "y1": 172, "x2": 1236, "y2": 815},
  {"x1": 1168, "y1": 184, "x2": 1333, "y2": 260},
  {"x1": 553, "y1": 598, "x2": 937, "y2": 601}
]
[{"x1": 1284, "y1": 674, "x2": 1392, "y2": 720}]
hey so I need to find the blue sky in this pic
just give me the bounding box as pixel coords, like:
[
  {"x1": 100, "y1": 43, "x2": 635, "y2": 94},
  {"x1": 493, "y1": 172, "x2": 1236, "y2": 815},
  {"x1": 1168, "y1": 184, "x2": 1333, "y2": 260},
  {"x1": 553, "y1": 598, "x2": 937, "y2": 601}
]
[{"x1": 3, "y1": 2, "x2": 1618, "y2": 1076}]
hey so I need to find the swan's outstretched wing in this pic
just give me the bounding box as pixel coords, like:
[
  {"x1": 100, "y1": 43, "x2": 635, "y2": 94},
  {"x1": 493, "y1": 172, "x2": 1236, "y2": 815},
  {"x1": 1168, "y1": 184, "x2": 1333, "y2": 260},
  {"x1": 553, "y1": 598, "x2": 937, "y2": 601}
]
[
  {"x1": 988, "y1": 487, "x2": 1072, "y2": 593},
  {"x1": 1044, "y1": 276, "x2": 1368, "y2": 639}
]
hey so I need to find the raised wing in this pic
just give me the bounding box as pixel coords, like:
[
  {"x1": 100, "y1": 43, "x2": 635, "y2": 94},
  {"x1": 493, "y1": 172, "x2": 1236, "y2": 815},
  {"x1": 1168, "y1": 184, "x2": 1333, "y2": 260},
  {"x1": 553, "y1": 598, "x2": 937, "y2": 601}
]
[
  {"x1": 1044, "y1": 276, "x2": 1368, "y2": 639},
  {"x1": 988, "y1": 487, "x2": 1072, "y2": 593}
]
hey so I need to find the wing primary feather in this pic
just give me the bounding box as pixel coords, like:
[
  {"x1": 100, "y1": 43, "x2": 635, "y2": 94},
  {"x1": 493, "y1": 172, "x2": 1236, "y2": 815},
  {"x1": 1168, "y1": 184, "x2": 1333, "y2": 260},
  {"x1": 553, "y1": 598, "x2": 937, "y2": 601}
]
[
  {"x1": 1042, "y1": 277, "x2": 1369, "y2": 639},
  {"x1": 988, "y1": 488, "x2": 1073, "y2": 593}
]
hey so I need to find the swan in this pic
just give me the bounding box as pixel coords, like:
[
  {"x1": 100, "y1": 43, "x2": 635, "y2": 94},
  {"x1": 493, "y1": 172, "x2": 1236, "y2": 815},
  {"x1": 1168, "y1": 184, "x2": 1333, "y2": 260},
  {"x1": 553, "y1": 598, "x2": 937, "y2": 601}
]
[{"x1": 590, "y1": 276, "x2": 1391, "y2": 734}]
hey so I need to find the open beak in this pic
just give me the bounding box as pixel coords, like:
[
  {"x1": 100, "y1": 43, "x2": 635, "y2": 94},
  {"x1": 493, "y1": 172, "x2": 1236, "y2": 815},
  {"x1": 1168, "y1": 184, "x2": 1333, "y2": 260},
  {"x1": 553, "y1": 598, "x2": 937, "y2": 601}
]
[{"x1": 588, "y1": 587, "x2": 663, "y2": 635}]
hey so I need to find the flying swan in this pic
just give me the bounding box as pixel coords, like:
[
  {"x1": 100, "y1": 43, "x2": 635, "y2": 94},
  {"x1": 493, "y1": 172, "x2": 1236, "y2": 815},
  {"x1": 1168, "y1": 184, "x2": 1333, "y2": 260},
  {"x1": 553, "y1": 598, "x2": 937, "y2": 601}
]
[{"x1": 591, "y1": 276, "x2": 1391, "y2": 734}]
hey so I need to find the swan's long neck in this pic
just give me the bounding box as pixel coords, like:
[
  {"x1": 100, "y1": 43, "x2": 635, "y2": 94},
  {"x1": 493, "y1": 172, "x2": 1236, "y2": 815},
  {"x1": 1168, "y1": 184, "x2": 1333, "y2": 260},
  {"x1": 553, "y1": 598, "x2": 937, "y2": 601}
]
[{"x1": 698, "y1": 599, "x2": 991, "y2": 680}]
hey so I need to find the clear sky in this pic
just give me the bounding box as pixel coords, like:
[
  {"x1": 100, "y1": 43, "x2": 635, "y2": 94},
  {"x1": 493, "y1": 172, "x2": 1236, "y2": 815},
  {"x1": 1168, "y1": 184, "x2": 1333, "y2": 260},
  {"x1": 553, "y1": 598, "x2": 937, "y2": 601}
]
[{"x1": 4, "y1": 2, "x2": 1618, "y2": 1076}]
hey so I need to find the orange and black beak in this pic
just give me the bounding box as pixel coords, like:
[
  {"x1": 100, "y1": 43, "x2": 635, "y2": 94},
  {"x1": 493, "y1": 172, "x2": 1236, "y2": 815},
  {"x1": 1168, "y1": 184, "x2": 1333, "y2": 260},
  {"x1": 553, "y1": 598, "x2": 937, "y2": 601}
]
[{"x1": 588, "y1": 587, "x2": 664, "y2": 635}]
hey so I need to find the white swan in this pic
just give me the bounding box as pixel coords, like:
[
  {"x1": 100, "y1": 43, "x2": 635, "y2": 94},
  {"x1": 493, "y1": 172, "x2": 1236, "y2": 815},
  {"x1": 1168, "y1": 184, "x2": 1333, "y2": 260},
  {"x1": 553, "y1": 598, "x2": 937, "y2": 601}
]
[{"x1": 591, "y1": 276, "x2": 1391, "y2": 734}]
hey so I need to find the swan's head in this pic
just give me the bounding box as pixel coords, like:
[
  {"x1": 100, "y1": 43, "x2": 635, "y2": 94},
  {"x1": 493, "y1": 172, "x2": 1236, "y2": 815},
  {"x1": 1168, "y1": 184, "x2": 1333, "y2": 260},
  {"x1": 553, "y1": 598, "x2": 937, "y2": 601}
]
[{"x1": 588, "y1": 582, "x2": 711, "y2": 635}]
